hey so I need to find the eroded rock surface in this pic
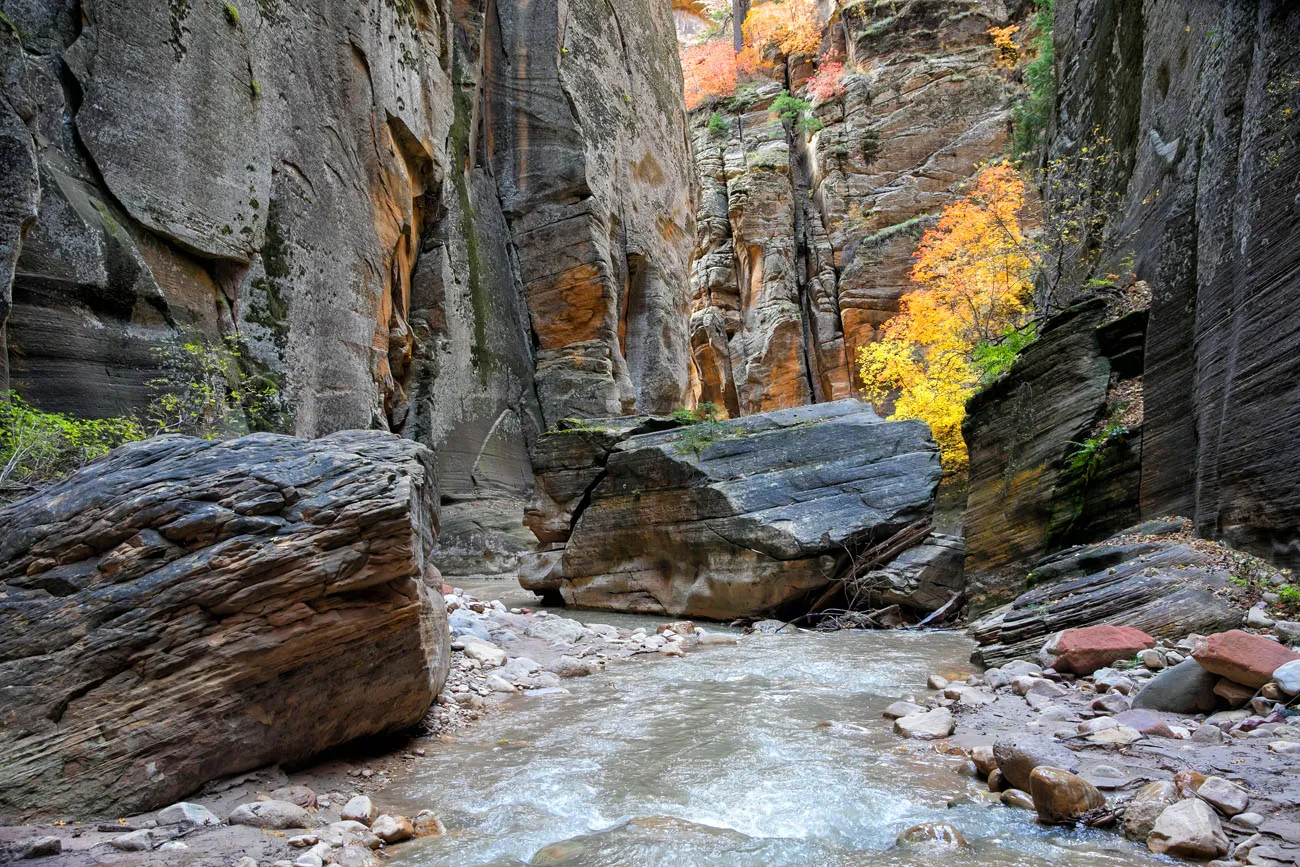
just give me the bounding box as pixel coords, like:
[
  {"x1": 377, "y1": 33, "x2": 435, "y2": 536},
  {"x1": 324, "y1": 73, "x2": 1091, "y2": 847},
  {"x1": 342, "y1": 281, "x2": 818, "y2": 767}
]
[
  {"x1": 524, "y1": 400, "x2": 941, "y2": 618},
  {"x1": 0, "y1": 432, "x2": 449, "y2": 821}
]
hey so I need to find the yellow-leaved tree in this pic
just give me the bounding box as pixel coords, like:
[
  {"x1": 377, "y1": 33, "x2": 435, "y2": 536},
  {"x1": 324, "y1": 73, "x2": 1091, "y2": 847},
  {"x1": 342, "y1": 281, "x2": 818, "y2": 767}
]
[{"x1": 858, "y1": 163, "x2": 1035, "y2": 473}]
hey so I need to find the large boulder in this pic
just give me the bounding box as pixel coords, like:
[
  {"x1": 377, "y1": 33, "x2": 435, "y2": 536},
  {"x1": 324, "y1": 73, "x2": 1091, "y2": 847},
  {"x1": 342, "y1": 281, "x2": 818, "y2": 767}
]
[
  {"x1": 0, "y1": 432, "x2": 449, "y2": 821},
  {"x1": 1146, "y1": 799, "x2": 1229, "y2": 860},
  {"x1": 860, "y1": 533, "x2": 965, "y2": 613},
  {"x1": 1040, "y1": 625, "x2": 1156, "y2": 675},
  {"x1": 1192, "y1": 630, "x2": 1300, "y2": 689},
  {"x1": 531, "y1": 401, "x2": 941, "y2": 619},
  {"x1": 993, "y1": 738, "x2": 1080, "y2": 792},
  {"x1": 1030, "y1": 767, "x2": 1105, "y2": 825}
]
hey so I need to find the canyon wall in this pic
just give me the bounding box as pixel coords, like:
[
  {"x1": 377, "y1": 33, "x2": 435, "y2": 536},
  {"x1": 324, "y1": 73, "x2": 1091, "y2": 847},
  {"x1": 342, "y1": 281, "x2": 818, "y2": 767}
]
[
  {"x1": 687, "y1": 1, "x2": 1024, "y2": 414},
  {"x1": 0, "y1": 0, "x2": 695, "y2": 576}
]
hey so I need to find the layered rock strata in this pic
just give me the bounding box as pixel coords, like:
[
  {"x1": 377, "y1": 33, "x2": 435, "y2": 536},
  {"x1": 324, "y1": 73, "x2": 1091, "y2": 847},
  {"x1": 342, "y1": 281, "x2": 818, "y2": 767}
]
[
  {"x1": 0, "y1": 431, "x2": 449, "y2": 821},
  {"x1": 687, "y1": 1, "x2": 1023, "y2": 412},
  {"x1": 522, "y1": 400, "x2": 942, "y2": 619},
  {"x1": 1049, "y1": 0, "x2": 1300, "y2": 568}
]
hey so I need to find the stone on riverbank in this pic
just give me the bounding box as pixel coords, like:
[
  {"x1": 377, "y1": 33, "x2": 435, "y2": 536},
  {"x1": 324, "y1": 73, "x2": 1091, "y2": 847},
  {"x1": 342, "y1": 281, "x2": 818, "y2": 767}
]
[
  {"x1": 895, "y1": 822, "x2": 968, "y2": 849},
  {"x1": 341, "y1": 796, "x2": 378, "y2": 826},
  {"x1": 894, "y1": 708, "x2": 955, "y2": 740},
  {"x1": 993, "y1": 738, "x2": 1080, "y2": 791},
  {"x1": 1132, "y1": 658, "x2": 1220, "y2": 714},
  {"x1": 1123, "y1": 781, "x2": 1179, "y2": 842},
  {"x1": 1041, "y1": 625, "x2": 1155, "y2": 675},
  {"x1": 1196, "y1": 777, "x2": 1249, "y2": 817},
  {"x1": 157, "y1": 802, "x2": 221, "y2": 828},
  {"x1": 1146, "y1": 799, "x2": 1229, "y2": 859},
  {"x1": 0, "y1": 432, "x2": 449, "y2": 821},
  {"x1": 1030, "y1": 767, "x2": 1105, "y2": 824},
  {"x1": 229, "y1": 800, "x2": 312, "y2": 830},
  {"x1": 1193, "y1": 630, "x2": 1300, "y2": 689},
  {"x1": 525, "y1": 401, "x2": 941, "y2": 619}
]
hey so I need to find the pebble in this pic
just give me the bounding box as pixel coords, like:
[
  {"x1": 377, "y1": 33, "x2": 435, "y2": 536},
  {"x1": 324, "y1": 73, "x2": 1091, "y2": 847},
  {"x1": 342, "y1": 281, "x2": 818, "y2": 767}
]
[{"x1": 341, "y1": 795, "x2": 378, "y2": 826}]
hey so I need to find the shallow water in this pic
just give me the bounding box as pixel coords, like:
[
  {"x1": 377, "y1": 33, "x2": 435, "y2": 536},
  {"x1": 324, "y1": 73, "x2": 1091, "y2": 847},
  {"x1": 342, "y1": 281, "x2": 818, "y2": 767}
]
[{"x1": 383, "y1": 627, "x2": 1168, "y2": 866}]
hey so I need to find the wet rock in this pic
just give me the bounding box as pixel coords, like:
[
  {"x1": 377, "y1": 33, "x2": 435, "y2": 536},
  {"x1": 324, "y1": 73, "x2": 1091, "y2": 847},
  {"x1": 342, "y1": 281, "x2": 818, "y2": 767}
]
[
  {"x1": 341, "y1": 796, "x2": 378, "y2": 827},
  {"x1": 1147, "y1": 799, "x2": 1229, "y2": 859},
  {"x1": 993, "y1": 738, "x2": 1080, "y2": 791},
  {"x1": 288, "y1": 834, "x2": 320, "y2": 848},
  {"x1": 696, "y1": 633, "x2": 740, "y2": 646},
  {"x1": 1132, "y1": 659, "x2": 1220, "y2": 714},
  {"x1": 659, "y1": 621, "x2": 696, "y2": 636},
  {"x1": 1002, "y1": 789, "x2": 1035, "y2": 810},
  {"x1": 334, "y1": 847, "x2": 379, "y2": 867},
  {"x1": 110, "y1": 829, "x2": 155, "y2": 851},
  {"x1": 0, "y1": 433, "x2": 449, "y2": 820},
  {"x1": 371, "y1": 814, "x2": 415, "y2": 844},
  {"x1": 412, "y1": 810, "x2": 446, "y2": 838},
  {"x1": 1041, "y1": 626, "x2": 1156, "y2": 676},
  {"x1": 752, "y1": 620, "x2": 796, "y2": 634},
  {"x1": 1090, "y1": 693, "x2": 1131, "y2": 714},
  {"x1": 1193, "y1": 630, "x2": 1300, "y2": 689},
  {"x1": 157, "y1": 802, "x2": 220, "y2": 828},
  {"x1": 928, "y1": 674, "x2": 950, "y2": 690},
  {"x1": 550, "y1": 656, "x2": 595, "y2": 678},
  {"x1": 525, "y1": 616, "x2": 588, "y2": 647},
  {"x1": 987, "y1": 769, "x2": 1007, "y2": 792},
  {"x1": 1196, "y1": 777, "x2": 1249, "y2": 817},
  {"x1": 229, "y1": 800, "x2": 312, "y2": 830},
  {"x1": 895, "y1": 822, "x2": 968, "y2": 849},
  {"x1": 487, "y1": 674, "x2": 518, "y2": 693},
  {"x1": 499, "y1": 657, "x2": 543, "y2": 681},
  {"x1": 1030, "y1": 767, "x2": 1105, "y2": 824},
  {"x1": 1173, "y1": 770, "x2": 1208, "y2": 798},
  {"x1": 970, "y1": 745, "x2": 997, "y2": 777},
  {"x1": 1123, "y1": 781, "x2": 1178, "y2": 842},
  {"x1": 893, "y1": 708, "x2": 955, "y2": 740},
  {"x1": 883, "y1": 701, "x2": 926, "y2": 720},
  {"x1": 861, "y1": 533, "x2": 966, "y2": 613}
]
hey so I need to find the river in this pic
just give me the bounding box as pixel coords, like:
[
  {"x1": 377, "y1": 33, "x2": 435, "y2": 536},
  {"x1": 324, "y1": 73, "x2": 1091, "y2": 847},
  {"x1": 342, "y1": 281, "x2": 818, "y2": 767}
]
[{"x1": 382, "y1": 621, "x2": 1167, "y2": 866}]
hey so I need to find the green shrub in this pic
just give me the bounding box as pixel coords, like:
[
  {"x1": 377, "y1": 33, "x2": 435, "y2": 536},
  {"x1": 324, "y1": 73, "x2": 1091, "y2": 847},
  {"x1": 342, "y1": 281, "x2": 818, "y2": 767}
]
[
  {"x1": 1066, "y1": 418, "x2": 1126, "y2": 485},
  {"x1": 1011, "y1": 0, "x2": 1054, "y2": 156},
  {"x1": 223, "y1": 2, "x2": 240, "y2": 25},
  {"x1": 0, "y1": 392, "x2": 145, "y2": 499},
  {"x1": 707, "y1": 111, "x2": 728, "y2": 137},
  {"x1": 972, "y1": 324, "x2": 1038, "y2": 383},
  {"x1": 671, "y1": 401, "x2": 722, "y2": 425},
  {"x1": 146, "y1": 329, "x2": 284, "y2": 438}
]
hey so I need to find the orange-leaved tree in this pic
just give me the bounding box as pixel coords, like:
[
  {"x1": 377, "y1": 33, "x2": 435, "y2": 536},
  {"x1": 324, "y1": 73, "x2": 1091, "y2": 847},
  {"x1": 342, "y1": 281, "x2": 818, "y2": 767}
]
[
  {"x1": 681, "y1": 40, "x2": 739, "y2": 110},
  {"x1": 737, "y1": 0, "x2": 821, "y2": 74},
  {"x1": 857, "y1": 163, "x2": 1035, "y2": 472}
]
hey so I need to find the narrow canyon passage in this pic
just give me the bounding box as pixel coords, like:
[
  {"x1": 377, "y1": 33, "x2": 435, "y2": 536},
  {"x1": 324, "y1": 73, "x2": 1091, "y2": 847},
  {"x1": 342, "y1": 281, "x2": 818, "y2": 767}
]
[{"x1": 381, "y1": 621, "x2": 1163, "y2": 866}]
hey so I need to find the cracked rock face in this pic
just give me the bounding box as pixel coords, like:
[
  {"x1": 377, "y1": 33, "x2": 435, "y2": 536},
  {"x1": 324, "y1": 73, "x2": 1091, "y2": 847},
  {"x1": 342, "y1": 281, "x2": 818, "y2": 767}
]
[
  {"x1": 686, "y1": 2, "x2": 1017, "y2": 413},
  {"x1": 527, "y1": 400, "x2": 941, "y2": 619},
  {"x1": 0, "y1": 431, "x2": 449, "y2": 821}
]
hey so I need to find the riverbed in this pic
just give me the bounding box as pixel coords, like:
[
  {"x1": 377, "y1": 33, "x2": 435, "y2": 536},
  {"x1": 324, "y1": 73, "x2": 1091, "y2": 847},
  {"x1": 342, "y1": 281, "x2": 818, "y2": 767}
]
[{"x1": 381, "y1": 625, "x2": 1168, "y2": 866}]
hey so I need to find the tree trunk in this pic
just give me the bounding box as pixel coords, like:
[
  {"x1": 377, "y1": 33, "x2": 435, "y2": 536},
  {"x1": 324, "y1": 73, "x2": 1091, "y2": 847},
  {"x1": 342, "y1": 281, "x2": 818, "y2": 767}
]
[{"x1": 732, "y1": 0, "x2": 749, "y2": 52}]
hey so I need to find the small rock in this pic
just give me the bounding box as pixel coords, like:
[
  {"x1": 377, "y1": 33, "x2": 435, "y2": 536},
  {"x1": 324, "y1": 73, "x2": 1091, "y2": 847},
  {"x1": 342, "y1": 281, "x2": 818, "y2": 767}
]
[
  {"x1": 288, "y1": 834, "x2": 321, "y2": 848},
  {"x1": 883, "y1": 701, "x2": 925, "y2": 719},
  {"x1": 993, "y1": 738, "x2": 1079, "y2": 791},
  {"x1": 1087, "y1": 725, "x2": 1142, "y2": 745},
  {"x1": 1030, "y1": 767, "x2": 1105, "y2": 824},
  {"x1": 412, "y1": 810, "x2": 446, "y2": 838},
  {"x1": 1147, "y1": 799, "x2": 1229, "y2": 859},
  {"x1": 371, "y1": 814, "x2": 415, "y2": 844},
  {"x1": 1112, "y1": 709, "x2": 1176, "y2": 737},
  {"x1": 1231, "y1": 812, "x2": 1265, "y2": 830},
  {"x1": 1042, "y1": 626, "x2": 1155, "y2": 676},
  {"x1": 158, "y1": 841, "x2": 189, "y2": 851},
  {"x1": 1213, "y1": 677, "x2": 1256, "y2": 708},
  {"x1": 1090, "y1": 693, "x2": 1131, "y2": 714},
  {"x1": 1173, "y1": 770, "x2": 1208, "y2": 798},
  {"x1": 1270, "y1": 740, "x2": 1300, "y2": 754},
  {"x1": 1139, "y1": 649, "x2": 1166, "y2": 670},
  {"x1": 1027, "y1": 679, "x2": 1067, "y2": 698},
  {"x1": 486, "y1": 674, "x2": 517, "y2": 693},
  {"x1": 334, "y1": 846, "x2": 379, "y2": 867},
  {"x1": 8, "y1": 837, "x2": 61, "y2": 860},
  {"x1": 110, "y1": 829, "x2": 155, "y2": 851},
  {"x1": 1123, "y1": 781, "x2": 1178, "y2": 842},
  {"x1": 928, "y1": 674, "x2": 950, "y2": 690},
  {"x1": 1196, "y1": 776, "x2": 1249, "y2": 816},
  {"x1": 1192, "y1": 725, "x2": 1225, "y2": 744},
  {"x1": 1248, "y1": 607, "x2": 1276, "y2": 629},
  {"x1": 157, "y1": 801, "x2": 221, "y2": 827},
  {"x1": 549, "y1": 656, "x2": 595, "y2": 677},
  {"x1": 893, "y1": 707, "x2": 955, "y2": 740},
  {"x1": 460, "y1": 637, "x2": 508, "y2": 666},
  {"x1": 987, "y1": 768, "x2": 1007, "y2": 792},
  {"x1": 1002, "y1": 660, "x2": 1043, "y2": 678},
  {"x1": 895, "y1": 822, "x2": 968, "y2": 849},
  {"x1": 341, "y1": 795, "x2": 378, "y2": 826},
  {"x1": 1001, "y1": 789, "x2": 1035, "y2": 809},
  {"x1": 1077, "y1": 717, "x2": 1119, "y2": 736},
  {"x1": 658, "y1": 620, "x2": 695, "y2": 635},
  {"x1": 696, "y1": 632, "x2": 739, "y2": 646},
  {"x1": 970, "y1": 745, "x2": 997, "y2": 777},
  {"x1": 228, "y1": 800, "x2": 312, "y2": 830},
  {"x1": 1273, "y1": 659, "x2": 1300, "y2": 694},
  {"x1": 271, "y1": 785, "x2": 319, "y2": 808},
  {"x1": 751, "y1": 619, "x2": 794, "y2": 634}
]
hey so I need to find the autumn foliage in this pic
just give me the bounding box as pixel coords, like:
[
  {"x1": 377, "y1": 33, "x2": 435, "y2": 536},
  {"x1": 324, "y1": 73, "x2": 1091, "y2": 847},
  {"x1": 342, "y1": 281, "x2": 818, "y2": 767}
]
[
  {"x1": 737, "y1": 0, "x2": 821, "y2": 74},
  {"x1": 806, "y1": 59, "x2": 845, "y2": 101},
  {"x1": 681, "y1": 41, "x2": 739, "y2": 110},
  {"x1": 858, "y1": 164, "x2": 1035, "y2": 472}
]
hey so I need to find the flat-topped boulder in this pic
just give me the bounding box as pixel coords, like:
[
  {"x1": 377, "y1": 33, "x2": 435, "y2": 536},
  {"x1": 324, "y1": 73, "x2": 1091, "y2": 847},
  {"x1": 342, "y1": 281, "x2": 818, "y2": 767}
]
[
  {"x1": 524, "y1": 401, "x2": 941, "y2": 619},
  {"x1": 0, "y1": 432, "x2": 450, "y2": 821}
]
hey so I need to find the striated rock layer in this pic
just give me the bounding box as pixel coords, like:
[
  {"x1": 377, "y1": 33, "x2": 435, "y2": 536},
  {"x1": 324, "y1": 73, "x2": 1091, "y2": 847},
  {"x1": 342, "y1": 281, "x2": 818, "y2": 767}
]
[
  {"x1": 0, "y1": 431, "x2": 449, "y2": 821},
  {"x1": 1050, "y1": 0, "x2": 1300, "y2": 569},
  {"x1": 525, "y1": 400, "x2": 941, "y2": 619}
]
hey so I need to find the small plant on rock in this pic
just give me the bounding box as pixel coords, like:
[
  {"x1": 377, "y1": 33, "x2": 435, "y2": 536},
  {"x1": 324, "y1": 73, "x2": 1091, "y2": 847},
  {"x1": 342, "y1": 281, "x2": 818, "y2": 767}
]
[
  {"x1": 223, "y1": 2, "x2": 240, "y2": 25},
  {"x1": 707, "y1": 111, "x2": 728, "y2": 137}
]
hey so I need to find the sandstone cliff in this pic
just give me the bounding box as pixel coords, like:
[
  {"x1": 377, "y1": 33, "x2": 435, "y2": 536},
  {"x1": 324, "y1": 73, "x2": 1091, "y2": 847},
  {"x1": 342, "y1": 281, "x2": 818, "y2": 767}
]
[
  {"x1": 0, "y1": 0, "x2": 696, "y2": 575},
  {"x1": 687, "y1": 1, "x2": 1023, "y2": 414}
]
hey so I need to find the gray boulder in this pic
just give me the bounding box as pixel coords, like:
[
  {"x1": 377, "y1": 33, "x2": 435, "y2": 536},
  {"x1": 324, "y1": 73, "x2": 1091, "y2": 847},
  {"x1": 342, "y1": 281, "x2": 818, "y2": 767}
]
[
  {"x1": 533, "y1": 401, "x2": 941, "y2": 619},
  {"x1": 229, "y1": 800, "x2": 312, "y2": 830},
  {"x1": 1132, "y1": 659, "x2": 1219, "y2": 714},
  {"x1": 861, "y1": 533, "x2": 965, "y2": 612},
  {"x1": 993, "y1": 737, "x2": 1080, "y2": 792},
  {"x1": 0, "y1": 432, "x2": 449, "y2": 821}
]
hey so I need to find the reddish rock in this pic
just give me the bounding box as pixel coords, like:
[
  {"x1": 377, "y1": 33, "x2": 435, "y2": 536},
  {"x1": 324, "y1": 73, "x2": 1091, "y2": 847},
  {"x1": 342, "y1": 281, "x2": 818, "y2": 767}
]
[
  {"x1": 1192, "y1": 630, "x2": 1300, "y2": 689},
  {"x1": 1042, "y1": 626, "x2": 1156, "y2": 676},
  {"x1": 1212, "y1": 677, "x2": 1256, "y2": 708},
  {"x1": 1112, "y1": 710, "x2": 1176, "y2": 738}
]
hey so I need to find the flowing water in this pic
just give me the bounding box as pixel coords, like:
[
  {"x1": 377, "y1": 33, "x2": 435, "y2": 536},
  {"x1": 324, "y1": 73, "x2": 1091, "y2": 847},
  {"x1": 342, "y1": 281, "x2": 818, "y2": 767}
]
[{"x1": 383, "y1": 623, "x2": 1168, "y2": 866}]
